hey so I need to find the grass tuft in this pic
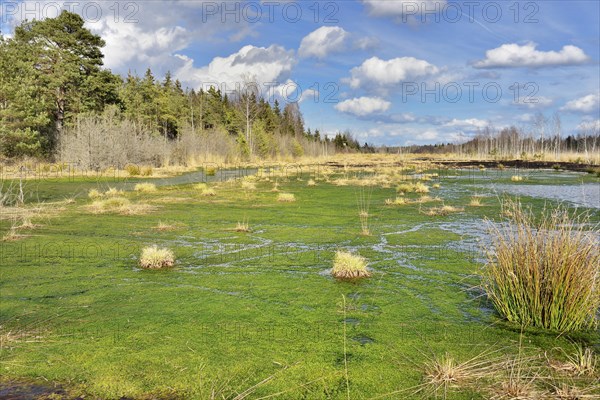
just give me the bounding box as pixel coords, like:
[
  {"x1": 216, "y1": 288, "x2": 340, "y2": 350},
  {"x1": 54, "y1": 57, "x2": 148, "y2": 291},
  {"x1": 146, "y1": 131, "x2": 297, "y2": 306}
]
[
  {"x1": 385, "y1": 197, "x2": 407, "y2": 206},
  {"x1": 88, "y1": 189, "x2": 103, "y2": 199},
  {"x1": 139, "y1": 245, "x2": 175, "y2": 269},
  {"x1": 469, "y1": 196, "x2": 483, "y2": 207},
  {"x1": 235, "y1": 221, "x2": 251, "y2": 232},
  {"x1": 201, "y1": 188, "x2": 216, "y2": 197},
  {"x1": 331, "y1": 251, "x2": 370, "y2": 280},
  {"x1": 105, "y1": 187, "x2": 124, "y2": 197},
  {"x1": 511, "y1": 175, "x2": 524, "y2": 182},
  {"x1": 277, "y1": 193, "x2": 296, "y2": 202},
  {"x1": 482, "y1": 200, "x2": 600, "y2": 332},
  {"x1": 134, "y1": 183, "x2": 157, "y2": 193}
]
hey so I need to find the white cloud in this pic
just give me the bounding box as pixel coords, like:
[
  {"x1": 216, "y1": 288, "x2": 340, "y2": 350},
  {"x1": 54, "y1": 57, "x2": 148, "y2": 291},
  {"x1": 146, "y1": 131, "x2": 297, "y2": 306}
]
[
  {"x1": 271, "y1": 80, "x2": 319, "y2": 103},
  {"x1": 443, "y1": 118, "x2": 489, "y2": 130},
  {"x1": 299, "y1": 26, "x2": 349, "y2": 59},
  {"x1": 514, "y1": 96, "x2": 553, "y2": 109},
  {"x1": 576, "y1": 119, "x2": 600, "y2": 131},
  {"x1": 362, "y1": 0, "x2": 447, "y2": 18},
  {"x1": 474, "y1": 42, "x2": 590, "y2": 68},
  {"x1": 561, "y1": 94, "x2": 600, "y2": 113},
  {"x1": 91, "y1": 19, "x2": 190, "y2": 70},
  {"x1": 335, "y1": 96, "x2": 391, "y2": 116},
  {"x1": 346, "y1": 56, "x2": 439, "y2": 89},
  {"x1": 174, "y1": 45, "x2": 296, "y2": 91}
]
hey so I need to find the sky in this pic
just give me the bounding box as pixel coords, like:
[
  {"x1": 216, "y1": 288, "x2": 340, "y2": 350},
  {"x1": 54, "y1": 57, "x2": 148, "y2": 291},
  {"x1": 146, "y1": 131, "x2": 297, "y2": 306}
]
[{"x1": 1, "y1": 0, "x2": 599, "y2": 145}]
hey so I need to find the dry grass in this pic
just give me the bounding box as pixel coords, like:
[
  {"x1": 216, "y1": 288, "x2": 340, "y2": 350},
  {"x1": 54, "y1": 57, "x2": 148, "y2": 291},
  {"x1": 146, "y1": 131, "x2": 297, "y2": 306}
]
[
  {"x1": 385, "y1": 197, "x2": 408, "y2": 206},
  {"x1": 105, "y1": 187, "x2": 124, "y2": 197},
  {"x1": 241, "y1": 181, "x2": 256, "y2": 191},
  {"x1": 356, "y1": 187, "x2": 372, "y2": 236},
  {"x1": 414, "y1": 195, "x2": 442, "y2": 204},
  {"x1": 550, "y1": 345, "x2": 597, "y2": 377},
  {"x1": 201, "y1": 188, "x2": 217, "y2": 197},
  {"x1": 194, "y1": 183, "x2": 208, "y2": 191},
  {"x1": 331, "y1": 251, "x2": 370, "y2": 280},
  {"x1": 432, "y1": 183, "x2": 441, "y2": 189},
  {"x1": 139, "y1": 245, "x2": 175, "y2": 269},
  {"x1": 277, "y1": 193, "x2": 296, "y2": 202},
  {"x1": 307, "y1": 179, "x2": 317, "y2": 187},
  {"x1": 235, "y1": 220, "x2": 251, "y2": 232},
  {"x1": 423, "y1": 351, "x2": 500, "y2": 398},
  {"x1": 88, "y1": 189, "x2": 103, "y2": 199},
  {"x1": 87, "y1": 197, "x2": 154, "y2": 215},
  {"x1": 134, "y1": 183, "x2": 157, "y2": 192},
  {"x1": 422, "y1": 205, "x2": 464, "y2": 216},
  {"x1": 511, "y1": 175, "x2": 524, "y2": 182},
  {"x1": 397, "y1": 182, "x2": 430, "y2": 194},
  {"x1": 482, "y1": 200, "x2": 600, "y2": 332},
  {"x1": 469, "y1": 196, "x2": 484, "y2": 207}
]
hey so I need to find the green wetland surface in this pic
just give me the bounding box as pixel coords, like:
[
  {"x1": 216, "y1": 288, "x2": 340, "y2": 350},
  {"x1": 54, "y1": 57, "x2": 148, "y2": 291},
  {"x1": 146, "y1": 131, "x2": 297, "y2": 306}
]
[{"x1": 0, "y1": 166, "x2": 598, "y2": 399}]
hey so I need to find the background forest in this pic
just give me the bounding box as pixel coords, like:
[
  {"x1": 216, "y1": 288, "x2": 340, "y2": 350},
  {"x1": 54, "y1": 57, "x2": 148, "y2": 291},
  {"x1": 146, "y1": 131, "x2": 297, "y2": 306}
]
[{"x1": 0, "y1": 11, "x2": 340, "y2": 167}]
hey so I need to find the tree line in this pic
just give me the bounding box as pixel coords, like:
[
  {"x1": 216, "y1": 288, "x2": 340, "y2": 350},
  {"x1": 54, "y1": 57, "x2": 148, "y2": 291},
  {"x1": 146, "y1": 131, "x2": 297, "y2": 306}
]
[
  {"x1": 396, "y1": 123, "x2": 599, "y2": 163},
  {"x1": 0, "y1": 11, "x2": 341, "y2": 164}
]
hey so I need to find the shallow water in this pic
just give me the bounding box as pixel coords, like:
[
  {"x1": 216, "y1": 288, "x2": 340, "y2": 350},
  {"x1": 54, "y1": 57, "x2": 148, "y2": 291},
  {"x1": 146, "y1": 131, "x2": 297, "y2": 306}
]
[{"x1": 487, "y1": 183, "x2": 600, "y2": 209}]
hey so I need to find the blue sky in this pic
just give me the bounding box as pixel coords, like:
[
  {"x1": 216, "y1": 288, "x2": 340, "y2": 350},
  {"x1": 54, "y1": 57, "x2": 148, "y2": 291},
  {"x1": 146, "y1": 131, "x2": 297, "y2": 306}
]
[{"x1": 2, "y1": 0, "x2": 599, "y2": 145}]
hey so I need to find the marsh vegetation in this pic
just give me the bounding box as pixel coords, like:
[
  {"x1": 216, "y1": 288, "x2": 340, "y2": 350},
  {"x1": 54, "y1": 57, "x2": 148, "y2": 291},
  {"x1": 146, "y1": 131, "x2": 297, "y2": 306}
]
[{"x1": 0, "y1": 158, "x2": 598, "y2": 399}]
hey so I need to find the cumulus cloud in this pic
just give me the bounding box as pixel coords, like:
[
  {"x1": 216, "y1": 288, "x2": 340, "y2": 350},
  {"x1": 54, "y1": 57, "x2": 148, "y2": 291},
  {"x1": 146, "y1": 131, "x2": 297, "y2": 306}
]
[
  {"x1": 362, "y1": 0, "x2": 447, "y2": 18},
  {"x1": 561, "y1": 94, "x2": 600, "y2": 113},
  {"x1": 345, "y1": 56, "x2": 439, "y2": 89},
  {"x1": 90, "y1": 19, "x2": 190, "y2": 70},
  {"x1": 474, "y1": 42, "x2": 590, "y2": 69},
  {"x1": 174, "y1": 45, "x2": 296, "y2": 91},
  {"x1": 299, "y1": 26, "x2": 349, "y2": 59},
  {"x1": 335, "y1": 97, "x2": 391, "y2": 116}
]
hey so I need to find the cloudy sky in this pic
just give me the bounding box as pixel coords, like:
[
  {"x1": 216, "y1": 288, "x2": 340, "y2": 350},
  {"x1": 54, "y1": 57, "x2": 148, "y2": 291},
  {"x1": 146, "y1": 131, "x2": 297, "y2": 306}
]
[{"x1": 1, "y1": 0, "x2": 599, "y2": 145}]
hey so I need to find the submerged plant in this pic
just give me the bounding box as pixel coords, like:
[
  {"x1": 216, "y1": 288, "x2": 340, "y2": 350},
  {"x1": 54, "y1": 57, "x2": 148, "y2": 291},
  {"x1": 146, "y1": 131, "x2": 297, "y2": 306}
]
[
  {"x1": 331, "y1": 251, "x2": 370, "y2": 280},
  {"x1": 482, "y1": 200, "x2": 600, "y2": 332}
]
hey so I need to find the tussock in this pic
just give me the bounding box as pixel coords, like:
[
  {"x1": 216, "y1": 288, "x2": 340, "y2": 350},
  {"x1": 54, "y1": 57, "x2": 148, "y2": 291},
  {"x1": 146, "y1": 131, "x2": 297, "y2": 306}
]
[
  {"x1": 88, "y1": 189, "x2": 103, "y2": 199},
  {"x1": 134, "y1": 183, "x2": 157, "y2": 192},
  {"x1": 482, "y1": 200, "x2": 600, "y2": 332},
  {"x1": 201, "y1": 188, "x2": 217, "y2": 197},
  {"x1": 277, "y1": 193, "x2": 296, "y2": 202},
  {"x1": 331, "y1": 251, "x2": 370, "y2": 279},
  {"x1": 139, "y1": 245, "x2": 175, "y2": 269}
]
